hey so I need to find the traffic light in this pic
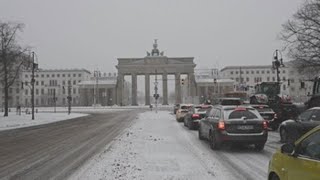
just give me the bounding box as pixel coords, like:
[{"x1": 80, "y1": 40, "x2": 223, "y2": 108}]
[{"x1": 181, "y1": 79, "x2": 185, "y2": 85}]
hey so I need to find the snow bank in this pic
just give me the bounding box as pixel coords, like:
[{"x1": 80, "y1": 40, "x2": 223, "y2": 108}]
[{"x1": 0, "y1": 112, "x2": 88, "y2": 131}]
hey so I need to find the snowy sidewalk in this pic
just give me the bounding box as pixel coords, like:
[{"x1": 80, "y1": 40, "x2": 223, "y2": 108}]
[
  {"x1": 71, "y1": 111, "x2": 236, "y2": 180},
  {"x1": 0, "y1": 112, "x2": 88, "y2": 131}
]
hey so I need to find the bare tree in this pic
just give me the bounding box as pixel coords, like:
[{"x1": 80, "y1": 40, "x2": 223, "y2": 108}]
[
  {"x1": 0, "y1": 21, "x2": 30, "y2": 117},
  {"x1": 280, "y1": 0, "x2": 320, "y2": 72}
]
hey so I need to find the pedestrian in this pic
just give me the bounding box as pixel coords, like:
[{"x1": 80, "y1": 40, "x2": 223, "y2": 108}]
[{"x1": 149, "y1": 104, "x2": 153, "y2": 111}]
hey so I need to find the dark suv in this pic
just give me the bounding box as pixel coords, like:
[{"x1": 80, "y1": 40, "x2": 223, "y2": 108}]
[{"x1": 198, "y1": 105, "x2": 268, "y2": 151}]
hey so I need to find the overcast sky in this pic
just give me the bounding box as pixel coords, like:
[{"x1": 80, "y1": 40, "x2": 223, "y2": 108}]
[{"x1": 0, "y1": 0, "x2": 303, "y2": 73}]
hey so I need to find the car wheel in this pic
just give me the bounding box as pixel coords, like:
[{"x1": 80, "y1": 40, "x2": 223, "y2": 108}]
[
  {"x1": 270, "y1": 173, "x2": 280, "y2": 180},
  {"x1": 188, "y1": 121, "x2": 194, "y2": 130},
  {"x1": 280, "y1": 128, "x2": 288, "y2": 143},
  {"x1": 254, "y1": 143, "x2": 265, "y2": 151},
  {"x1": 209, "y1": 131, "x2": 221, "y2": 150},
  {"x1": 198, "y1": 127, "x2": 205, "y2": 140}
]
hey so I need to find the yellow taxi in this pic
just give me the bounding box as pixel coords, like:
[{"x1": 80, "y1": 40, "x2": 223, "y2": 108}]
[{"x1": 268, "y1": 125, "x2": 320, "y2": 180}]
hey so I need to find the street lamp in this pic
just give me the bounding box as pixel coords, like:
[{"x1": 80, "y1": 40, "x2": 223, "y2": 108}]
[
  {"x1": 31, "y1": 52, "x2": 38, "y2": 120},
  {"x1": 272, "y1": 49, "x2": 285, "y2": 84}
]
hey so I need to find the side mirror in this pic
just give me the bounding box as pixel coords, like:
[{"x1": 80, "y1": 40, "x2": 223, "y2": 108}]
[{"x1": 281, "y1": 143, "x2": 295, "y2": 155}]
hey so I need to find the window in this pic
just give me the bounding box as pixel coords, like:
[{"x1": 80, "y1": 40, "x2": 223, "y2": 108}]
[
  {"x1": 230, "y1": 71, "x2": 234, "y2": 75},
  {"x1": 16, "y1": 88, "x2": 19, "y2": 93},
  {"x1": 68, "y1": 80, "x2": 71, "y2": 85},
  {"x1": 36, "y1": 81, "x2": 39, "y2": 86},
  {"x1": 261, "y1": 70, "x2": 265, "y2": 74},
  {"x1": 36, "y1": 89, "x2": 39, "y2": 95},
  {"x1": 52, "y1": 74, "x2": 55, "y2": 78},
  {"x1": 41, "y1": 89, "x2": 44, "y2": 95},
  {"x1": 267, "y1": 71, "x2": 270, "y2": 74},
  {"x1": 78, "y1": 80, "x2": 81, "y2": 83},
  {"x1": 62, "y1": 81, "x2": 65, "y2": 85},
  {"x1": 236, "y1": 78, "x2": 239, "y2": 82},
  {"x1": 246, "y1": 77, "x2": 249, "y2": 82},
  {"x1": 73, "y1": 80, "x2": 76, "y2": 85},
  {"x1": 246, "y1": 71, "x2": 249, "y2": 74},
  {"x1": 62, "y1": 88, "x2": 66, "y2": 94},
  {"x1": 73, "y1": 74, "x2": 76, "y2": 77},
  {"x1": 267, "y1": 77, "x2": 270, "y2": 81},
  {"x1": 296, "y1": 130, "x2": 320, "y2": 160},
  {"x1": 228, "y1": 110, "x2": 258, "y2": 119},
  {"x1": 78, "y1": 74, "x2": 81, "y2": 77},
  {"x1": 68, "y1": 74, "x2": 71, "y2": 77},
  {"x1": 36, "y1": 99, "x2": 39, "y2": 106},
  {"x1": 251, "y1": 71, "x2": 254, "y2": 74},
  {"x1": 73, "y1": 88, "x2": 76, "y2": 94},
  {"x1": 283, "y1": 84, "x2": 286, "y2": 91},
  {"x1": 283, "y1": 77, "x2": 286, "y2": 81},
  {"x1": 25, "y1": 89, "x2": 28, "y2": 95},
  {"x1": 298, "y1": 110, "x2": 313, "y2": 121},
  {"x1": 256, "y1": 70, "x2": 260, "y2": 74},
  {"x1": 235, "y1": 71, "x2": 239, "y2": 74},
  {"x1": 311, "y1": 110, "x2": 320, "y2": 121},
  {"x1": 272, "y1": 77, "x2": 275, "y2": 82},
  {"x1": 62, "y1": 74, "x2": 65, "y2": 77},
  {"x1": 41, "y1": 81, "x2": 44, "y2": 86},
  {"x1": 41, "y1": 74, "x2": 44, "y2": 78},
  {"x1": 47, "y1": 74, "x2": 49, "y2": 78},
  {"x1": 291, "y1": 87, "x2": 295, "y2": 92},
  {"x1": 272, "y1": 71, "x2": 275, "y2": 74},
  {"x1": 57, "y1": 74, "x2": 60, "y2": 77},
  {"x1": 25, "y1": 74, "x2": 28, "y2": 78}
]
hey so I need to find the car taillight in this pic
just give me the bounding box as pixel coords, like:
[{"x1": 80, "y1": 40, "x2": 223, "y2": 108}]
[
  {"x1": 192, "y1": 114, "x2": 200, "y2": 119},
  {"x1": 218, "y1": 121, "x2": 225, "y2": 130},
  {"x1": 263, "y1": 121, "x2": 268, "y2": 129}
]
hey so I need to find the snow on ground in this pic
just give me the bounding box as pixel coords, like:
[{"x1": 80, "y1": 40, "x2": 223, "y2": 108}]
[
  {"x1": 0, "y1": 112, "x2": 88, "y2": 131},
  {"x1": 71, "y1": 111, "x2": 237, "y2": 180}
]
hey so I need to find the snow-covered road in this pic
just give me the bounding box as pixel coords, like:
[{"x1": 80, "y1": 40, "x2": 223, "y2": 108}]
[{"x1": 71, "y1": 111, "x2": 282, "y2": 180}]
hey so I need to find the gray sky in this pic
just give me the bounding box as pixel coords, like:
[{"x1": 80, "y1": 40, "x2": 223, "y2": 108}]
[{"x1": 0, "y1": 0, "x2": 303, "y2": 73}]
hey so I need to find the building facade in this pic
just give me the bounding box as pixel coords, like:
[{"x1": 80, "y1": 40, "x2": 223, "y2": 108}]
[
  {"x1": 220, "y1": 65, "x2": 290, "y2": 95},
  {"x1": 20, "y1": 69, "x2": 91, "y2": 107}
]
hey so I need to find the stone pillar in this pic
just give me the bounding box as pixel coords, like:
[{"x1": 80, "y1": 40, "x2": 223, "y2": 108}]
[
  {"x1": 145, "y1": 74, "x2": 150, "y2": 105},
  {"x1": 205, "y1": 86, "x2": 209, "y2": 98},
  {"x1": 162, "y1": 73, "x2": 168, "y2": 105},
  {"x1": 116, "y1": 73, "x2": 124, "y2": 106},
  {"x1": 188, "y1": 72, "x2": 196, "y2": 103},
  {"x1": 131, "y1": 73, "x2": 138, "y2": 105},
  {"x1": 112, "y1": 87, "x2": 116, "y2": 105},
  {"x1": 175, "y1": 73, "x2": 181, "y2": 104}
]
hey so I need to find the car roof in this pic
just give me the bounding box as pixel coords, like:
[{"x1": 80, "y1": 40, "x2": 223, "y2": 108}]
[
  {"x1": 215, "y1": 105, "x2": 255, "y2": 110},
  {"x1": 309, "y1": 107, "x2": 320, "y2": 110},
  {"x1": 219, "y1": 97, "x2": 241, "y2": 100},
  {"x1": 248, "y1": 104, "x2": 270, "y2": 108}
]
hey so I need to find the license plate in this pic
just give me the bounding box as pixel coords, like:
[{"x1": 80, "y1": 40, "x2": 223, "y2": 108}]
[{"x1": 237, "y1": 125, "x2": 254, "y2": 130}]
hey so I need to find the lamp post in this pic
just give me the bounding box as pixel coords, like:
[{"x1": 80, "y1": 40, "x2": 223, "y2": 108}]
[
  {"x1": 272, "y1": 49, "x2": 285, "y2": 85},
  {"x1": 31, "y1": 52, "x2": 38, "y2": 120}
]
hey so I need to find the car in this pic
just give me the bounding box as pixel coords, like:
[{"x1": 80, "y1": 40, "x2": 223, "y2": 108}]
[
  {"x1": 279, "y1": 107, "x2": 320, "y2": 143},
  {"x1": 250, "y1": 104, "x2": 279, "y2": 130},
  {"x1": 184, "y1": 105, "x2": 213, "y2": 130},
  {"x1": 218, "y1": 98, "x2": 243, "y2": 106},
  {"x1": 176, "y1": 104, "x2": 193, "y2": 122},
  {"x1": 173, "y1": 104, "x2": 180, "y2": 114},
  {"x1": 268, "y1": 125, "x2": 320, "y2": 180},
  {"x1": 198, "y1": 105, "x2": 268, "y2": 151}
]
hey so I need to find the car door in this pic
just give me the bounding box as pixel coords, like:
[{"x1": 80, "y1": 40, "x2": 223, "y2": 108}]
[
  {"x1": 285, "y1": 130, "x2": 320, "y2": 180},
  {"x1": 203, "y1": 108, "x2": 216, "y2": 138},
  {"x1": 297, "y1": 110, "x2": 315, "y2": 134}
]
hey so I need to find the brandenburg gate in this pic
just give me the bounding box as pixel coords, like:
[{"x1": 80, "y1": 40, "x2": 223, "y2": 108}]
[{"x1": 115, "y1": 40, "x2": 196, "y2": 105}]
